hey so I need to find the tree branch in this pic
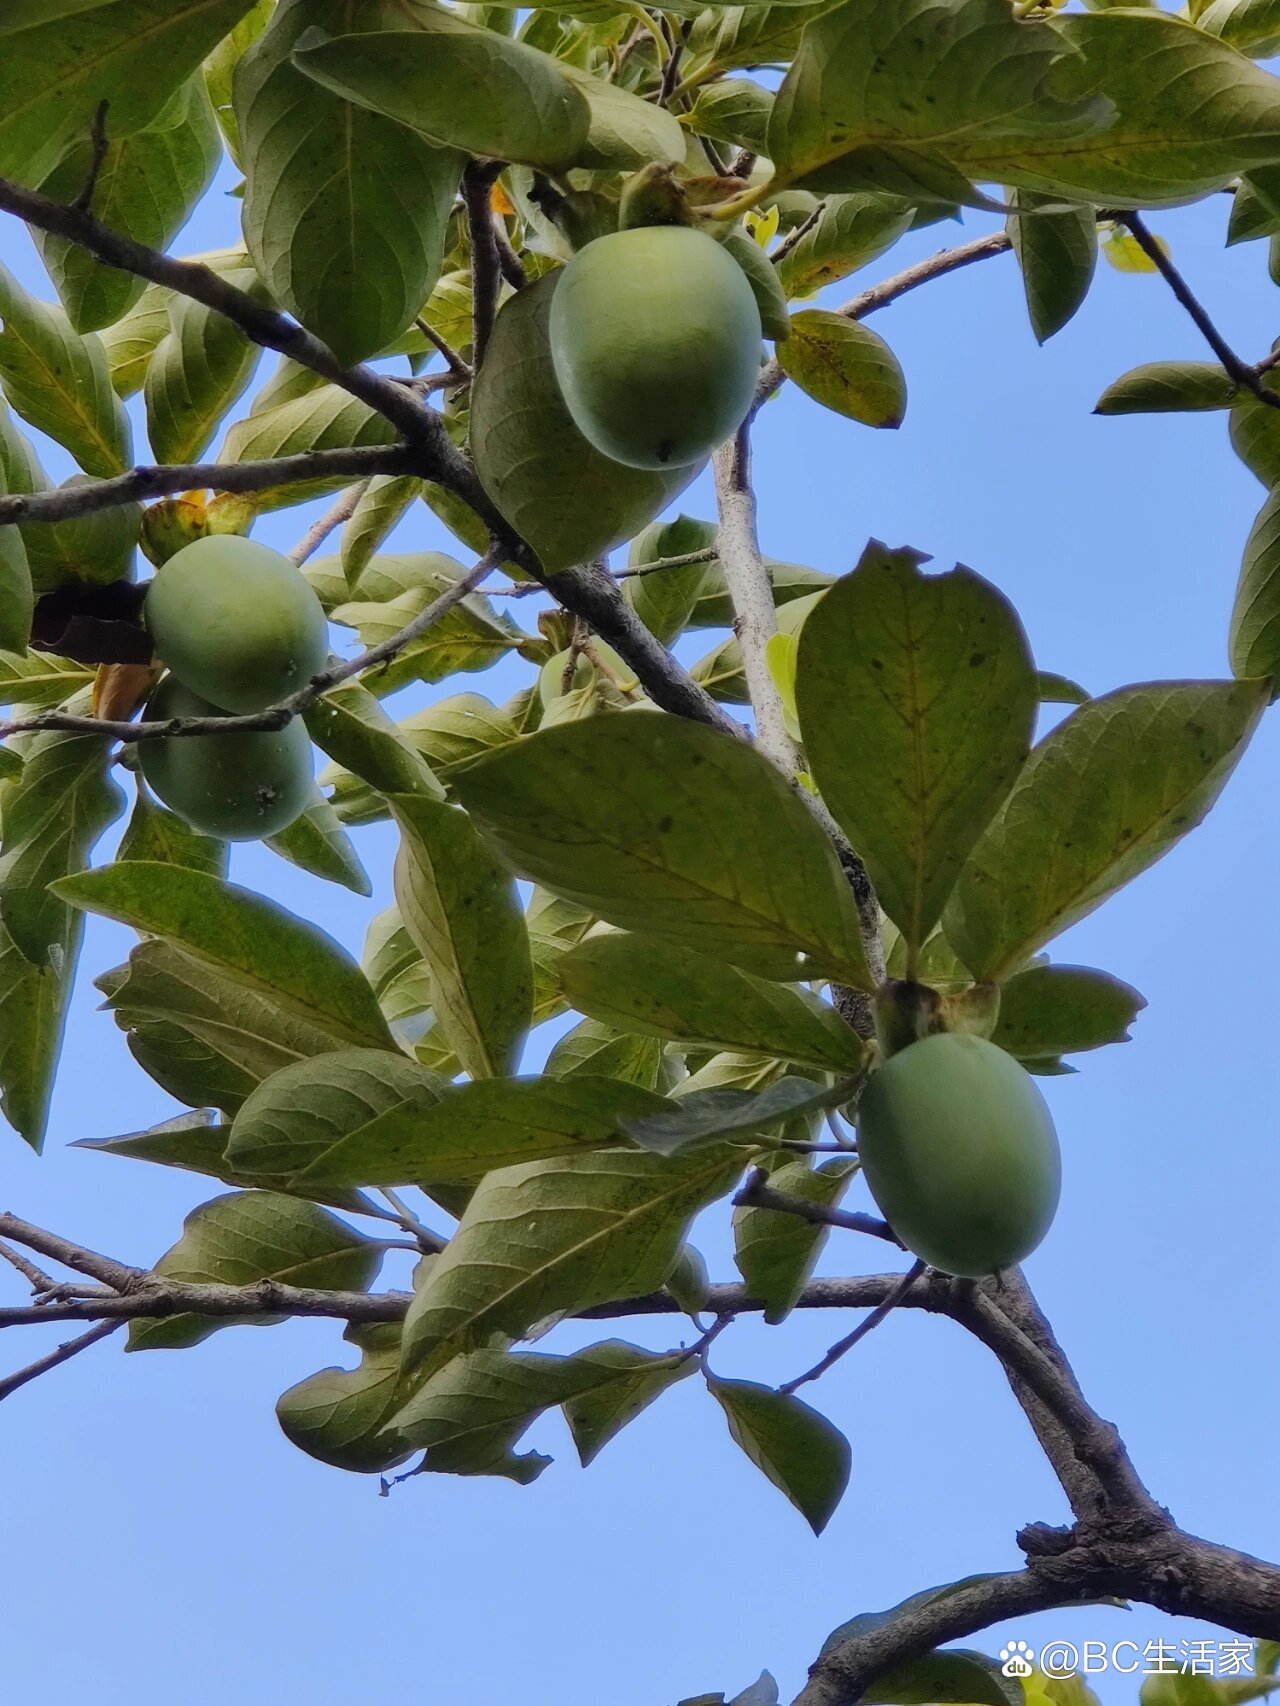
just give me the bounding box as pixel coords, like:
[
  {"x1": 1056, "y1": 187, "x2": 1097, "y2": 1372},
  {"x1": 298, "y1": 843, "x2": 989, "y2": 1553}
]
[
  {"x1": 754, "y1": 230, "x2": 1013, "y2": 415},
  {"x1": 0, "y1": 446, "x2": 416, "y2": 529},
  {"x1": 464, "y1": 161, "x2": 504, "y2": 369},
  {"x1": 713, "y1": 424, "x2": 802, "y2": 774},
  {"x1": 780, "y1": 1259, "x2": 926, "y2": 1394},
  {"x1": 1118, "y1": 211, "x2": 1280, "y2": 408},
  {"x1": 0, "y1": 1319, "x2": 121, "y2": 1403},
  {"x1": 288, "y1": 479, "x2": 372, "y2": 567},
  {"x1": 734, "y1": 1171, "x2": 903, "y2": 1246}
]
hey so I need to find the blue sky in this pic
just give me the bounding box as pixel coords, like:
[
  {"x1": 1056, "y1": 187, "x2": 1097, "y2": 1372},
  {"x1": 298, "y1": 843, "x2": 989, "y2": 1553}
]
[{"x1": 1, "y1": 154, "x2": 1277, "y2": 1706}]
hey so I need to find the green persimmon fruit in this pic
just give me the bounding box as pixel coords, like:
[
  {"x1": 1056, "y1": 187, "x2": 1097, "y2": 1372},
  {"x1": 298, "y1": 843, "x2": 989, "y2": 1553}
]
[
  {"x1": 138, "y1": 675, "x2": 313, "y2": 841},
  {"x1": 857, "y1": 1033, "x2": 1061, "y2": 1277},
  {"x1": 469, "y1": 273, "x2": 699, "y2": 572},
  {"x1": 548, "y1": 226, "x2": 762, "y2": 470},
  {"x1": 144, "y1": 534, "x2": 328, "y2": 712}
]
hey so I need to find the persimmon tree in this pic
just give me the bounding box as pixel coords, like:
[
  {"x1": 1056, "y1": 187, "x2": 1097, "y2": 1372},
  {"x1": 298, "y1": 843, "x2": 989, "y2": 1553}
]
[{"x1": 1, "y1": 3, "x2": 1279, "y2": 1703}]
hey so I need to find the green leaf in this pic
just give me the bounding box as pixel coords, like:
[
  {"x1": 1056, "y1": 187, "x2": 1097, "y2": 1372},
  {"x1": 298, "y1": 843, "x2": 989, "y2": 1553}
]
[
  {"x1": 558, "y1": 60, "x2": 686, "y2": 169},
  {"x1": 53, "y1": 861, "x2": 397, "y2": 1051},
  {"x1": 0, "y1": 745, "x2": 23, "y2": 782},
  {"x1": 708, "y1": 1376, "x2": 851, "y2": 1534},
  {"x1": 944, "y1": 681, "x2": 1269, "y2": 980},
  {"x1": 560, "y1": 934, "x2": 866, "y2": 1071},
  {"x1": 0, "y1": 722, "x2": 123, "y2": 968},
  {"x1": 1095, "y1": 362, "x2": 1237, "y2": 415},
  {"x1": 777, "y1": 311, "x2": 906, "y2": 428},
  {"x1": 545, "y1": 1019, "x2": 666, "y2": 1091},
  {"x1": 264, "y1": 789, "x2": 371, "y2": 896},
  {"x1": 774, "y1": 194, "x2": 914, "y2": 301},
  {"x1": 0, "y1": 0, "x2": 259, "y2": 186},
  {"x1": 362, "y1": 906, "x2": 433, "y2": 1033},
  {"x1": 721, "y1": 228, "x2": 793, "y2": 344},
  {"x1": 624, "y1": 1076, "x2": 848, "y2": 1157},
  {"x1": 144, "y1": 251, "x2": 263, "y2": 463},
  {"x1": 797, "y1": 546, "x2": 1037, "y2": 954},
  {"x1": 294, "y1": 1073, "x2": 668, "y2": 1189},
  {"x1": 34, "y1": 79, "x2": 221, "y2": 333},
  {"x1": 226, "y1": 1047, "x2": 444, "y2": 1178},
  {"x1": 0, "y1": 265, "x2": 132, "y2": 476},
  {"x1": 400, "y1": 1145, "x2": 740, "y2": 1378},
  {"x1": 1037, "y1": 671, "x2": 1090, "y2": 706},
  {"x1": 562, "y1": 1339, "x2": 696, "y2": 1466},
  {"x1": 223, "y1": 384, "x2": 397, "y2": 509},
  {"x1": 766, "y1": 0, "x2": 1098, "y2": 200},
  {"x1": 1007, "y1": 191, "x2": 1097, "y2": 344},
  {"x1": 117, "y1": 780, "x2": 227, "y2": 876},
  {"x1": 1199, "y1": 0, "x2": 1280, "y2": 59},
  {"x1": 235, "y1": 0, "x2": 462, "y2": 366},
  {"x1": 290, "y1": 11, "x2": 590, "y2": 170},
  {"x1": 623, "y1": 514, "x2": 716, "y2": 646},
  {"x1": 1230, "y1": 482, "x2": 1280, "y2": 685},
  {"x1": 383, "y1": 1345, "x2": 632, "y2": 1482},
  {"x1": 469, "y1": 274, "x2": 697, "y2": 573},
  {"x1": 277, "y1": 1321, "x2": 413, "y2": 1472},
  {"x1": 686, "y1": 80, "x2": 775, "y2": 154},
  {"x1": 1229, "y1": 167, "x2": 1280, "y2": 243},
  {"x1": 992, "y1": 963, "x2": 1146, "y2": 1061},
  {"x1": 21, "y1": 481, "x2": 141, "y2": 596},
  {"x1": 96, "y1": 935, "x2": 369, "y2": 1114},
  {"x1": 0, "y1": 648, "x2": 94, "y2": 708},
  {"x1": 306, "y1": 679, "x2": 446, "y2": 803},
  {"x1": 733, "y1": 1155, "x2": 858, "y2": 1324},
  {"x1": 128, "y1": 1190, "x2": 380, "y2": 1351},
  {"x1": 769, "y1": 0, "x2": 1280, "y2": 206},
  {"x1": 861, "y1": 1650, "x2": 1022, "y2": 1706},
  {"x1": 528, "y1": 886, "x2": 596, "y2": 1024},
  {"x1": 0, "y1": 517, "x2": 32, "y2": 655},
  {"x1": 99, "y1": 283, "x2": 173, "y2": 398},
  {"x1": 340, "y1": 475, "x2": 422, "y2": 590},
  {"x1": 0, "y1": 717, "x2": 120, "y2": 1148},
  {"x1": 391, "y1": 793, "x2": 532, "y2": 1080},
  {"x1": 452, "y1": 714, "x2": 872, "y2": 988},
  {"x1": 1230, "y1": 388, "x2": 1280, "y2": 487}
]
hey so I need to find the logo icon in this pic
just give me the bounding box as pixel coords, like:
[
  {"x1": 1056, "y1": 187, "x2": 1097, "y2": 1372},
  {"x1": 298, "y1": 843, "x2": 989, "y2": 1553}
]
[{"x1": 1000, "y1": 1642, "x2": 1036, "y2": 1678}]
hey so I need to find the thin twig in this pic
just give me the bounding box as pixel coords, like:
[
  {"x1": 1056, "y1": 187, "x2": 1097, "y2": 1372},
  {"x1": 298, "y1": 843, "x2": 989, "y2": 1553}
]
[
  {"x1": 734, "y1": 1172, "x2": 903, "y2": 1246},
  {"x1": 491, "y1": 218, "x2": 527, "y2": 292},
  {"x1": 1119, "y1": 211, "x2": 1280, "y2": 409},
  {"x1": 770, "y1": 201, "x2": 827, "y2": 270},
  {"x1": 780, "y1": 1259, "x2": 926, "y2": 1393},
  {"x1": 658, "y1": 16, "x2": 692, "y2": 105},
  {"x1": 288, "y1": 479, "x2": 372, "y2": 567},
  {"x1": 0, "y1": 1239, "x2": 58, "y2": 1294},
  {"x1": 0, "y1": 1319, "x2": 121, "y2": 1402},
  {"x1": 614, "y1": 546, "x2": 719, "y2": 580},
  {"x1": 413, "y1": 317, "x2": 471, "y2": 381},
  {"x1": 0, "y1": 1212, "x2": 142, "y2": 1292},
  {"x1": 0, "y1": 549, "x2": 501, "y2": 743},
  {"x1": 73, "y1": 101, "x2": 111, "y2": 213}
]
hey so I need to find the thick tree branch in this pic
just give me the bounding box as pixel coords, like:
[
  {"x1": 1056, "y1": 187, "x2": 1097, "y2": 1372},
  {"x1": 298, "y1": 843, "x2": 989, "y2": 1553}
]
[
  {"x1": 0, "y1": 447, "x2": 416, "y2": 528},
  {"x1": 463, "y1": 161, "x2": 504, "y2": 368},
  {"x1": 713, "y1": 424, "x2": 802, "y2": 774},
  {"x1": 0, "y1": 175, "x2": 448, "y2": 449}
]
